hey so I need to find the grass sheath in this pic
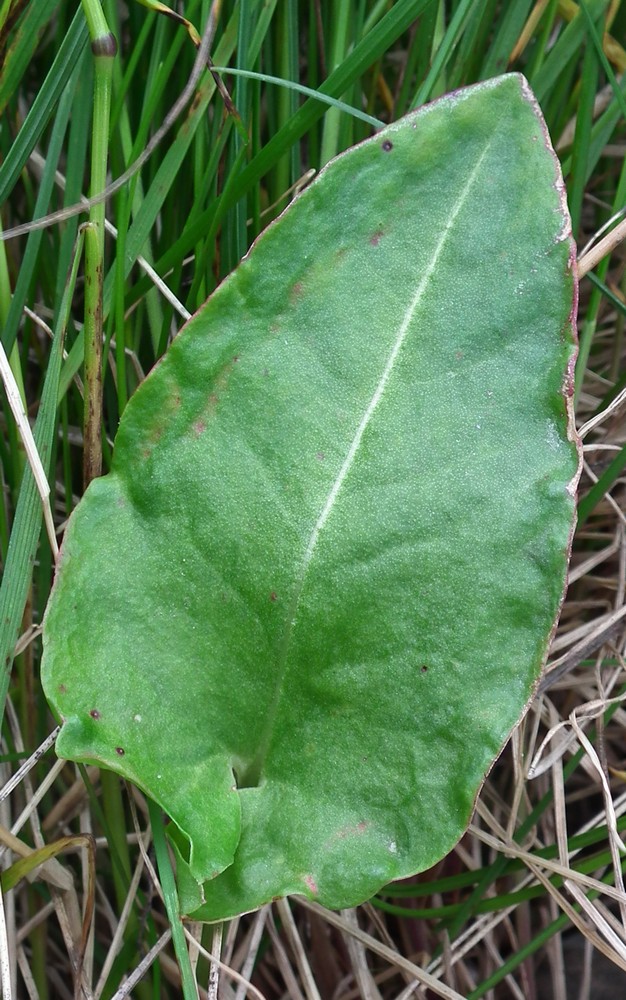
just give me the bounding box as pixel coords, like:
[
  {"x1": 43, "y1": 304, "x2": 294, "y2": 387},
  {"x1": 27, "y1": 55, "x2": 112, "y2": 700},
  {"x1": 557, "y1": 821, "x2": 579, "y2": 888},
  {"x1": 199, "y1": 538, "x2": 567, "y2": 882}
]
[{"x1": 81, "y1": 0, "x2": 116, "y2": 487}]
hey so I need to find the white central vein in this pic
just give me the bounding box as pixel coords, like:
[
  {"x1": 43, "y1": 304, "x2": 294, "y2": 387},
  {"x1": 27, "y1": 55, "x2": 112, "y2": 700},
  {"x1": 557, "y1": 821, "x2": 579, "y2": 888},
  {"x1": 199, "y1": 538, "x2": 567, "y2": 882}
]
[
  {"x1": 303, "y1": 141, "x2": 491, "y2": 568},
  {"x1": 250, "y1": 143, "x2": 491, "y2": 780}
]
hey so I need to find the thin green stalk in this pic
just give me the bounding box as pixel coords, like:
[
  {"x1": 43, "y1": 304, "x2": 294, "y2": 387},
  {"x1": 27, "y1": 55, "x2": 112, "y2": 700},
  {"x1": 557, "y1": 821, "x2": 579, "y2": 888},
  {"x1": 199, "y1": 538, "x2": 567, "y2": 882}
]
[
  {"x1": 148, "y1": 799, "x2": 199, "y2": 1000},
  {"x1": 0, "y1": 218, "x2": 11, "y2": 563},
  {"x1": 568, "y1": 26, "x2": 599, "y2": 236},
  {"x1": 81, "y1": 0, "x2": 116, "y2": 487},
  {"x1": 526, "y1": 0, "x2": 559, "y2": 81},
  {"x1": 411, "y1": 0, "x2": 476, "y2": 108},
  {"x1": 320, "y1": 0, "x2": 351, "y2": 165},
  {"x1": 231, "y1": 0, "x2": 251, "y2": 263}
]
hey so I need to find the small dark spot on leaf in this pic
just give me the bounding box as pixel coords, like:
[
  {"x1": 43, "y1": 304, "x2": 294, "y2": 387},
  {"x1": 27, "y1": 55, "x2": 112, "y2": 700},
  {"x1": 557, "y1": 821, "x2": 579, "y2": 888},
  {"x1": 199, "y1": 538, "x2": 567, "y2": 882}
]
[
  {"x1": 420, "y1": 665, "x2": 428, "y2": 674},
  {"x1": 270, "y1": 591, "x2": 278, "y2": 602},
  {"x1": 192, "y1": 419, "x2": 206, "y2": 436},
  {"x1": 115, "y1": 747, "x2": 125, "y2": 756},
  {"x1": 381, "y1": 140, "x2": 393, "y2": 152},
  {"x1": 370, "y1": 229, "x2": 384, "y2": 246},
  {"x1": 58, "y1": 684, "x2": 67, "y2": 694},
  {"x1": 90, "y1": 709, "x2": 101, "y2": 720}
]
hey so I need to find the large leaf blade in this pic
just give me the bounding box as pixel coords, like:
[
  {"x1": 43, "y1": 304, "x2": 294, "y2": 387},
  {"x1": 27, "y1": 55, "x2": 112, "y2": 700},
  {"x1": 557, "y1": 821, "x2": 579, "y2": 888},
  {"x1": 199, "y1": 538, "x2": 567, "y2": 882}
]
[{"x1": 42, "y1": 73, "x2": 580, "y2": 920}]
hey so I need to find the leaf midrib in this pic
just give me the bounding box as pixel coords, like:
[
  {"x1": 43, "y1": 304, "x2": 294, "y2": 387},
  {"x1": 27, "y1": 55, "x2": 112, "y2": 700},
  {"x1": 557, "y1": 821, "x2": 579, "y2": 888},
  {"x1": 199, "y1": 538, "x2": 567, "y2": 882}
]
[{"x1": 245, "y1": 138, "x2": 493, "y2": 788}]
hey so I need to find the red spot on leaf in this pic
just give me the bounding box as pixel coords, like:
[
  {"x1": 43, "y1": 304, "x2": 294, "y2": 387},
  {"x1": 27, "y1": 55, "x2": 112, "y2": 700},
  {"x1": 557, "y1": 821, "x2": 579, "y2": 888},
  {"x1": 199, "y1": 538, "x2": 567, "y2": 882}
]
[
  {"x1": 90, "y1": 709, "x2": 100, "y2": 719},
  {"x1": 115, "y1": 747, "x2": 125, "y2": 756},
  {"x1": 193, "y1": 419, "x2": 206, "y2": 436},
  {"x1": 304, "y1": 874, "x2": 318, "y2": 895}
]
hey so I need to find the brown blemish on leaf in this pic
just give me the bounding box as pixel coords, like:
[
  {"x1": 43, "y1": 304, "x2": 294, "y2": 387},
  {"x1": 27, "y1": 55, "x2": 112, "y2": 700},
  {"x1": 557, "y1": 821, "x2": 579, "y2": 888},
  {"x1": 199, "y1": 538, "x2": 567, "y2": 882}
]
[
  {"x1": 201, "y1": 357, "x2": 240, "y2": 419},
  {"x1": 115, "y1": 747, "x2": 125, "y2": 756},
  {"x1": 147, "y1": 388, "x2": 183, "y2": 447},
  {"x1": 420, "y1": 665, "x2": 428, "y2": 674},
  {"x1": 90, "y1": 709, "x2": 101, "y2": 719},
  {"x1": 381, "y1": 140, "x2": 393, "y2": 152},
  {"x1": 332, "y1": 820, "x2": 370, "y2": 842},
  {"x1": 370, "y1": 229, "x2": 384, "y2": 247},
  {"x1": 289, "y1": 281, "x2": 304, "y2": 304},
  {"x1": 269, "y1": 591, "x2": 278, "y2": 602},
  {"x1": 192, "y1": 419, "x2": 206, "y2": 437},
  {"x1": 58, "y1": 684, "x2": 67, "y2": 694}
]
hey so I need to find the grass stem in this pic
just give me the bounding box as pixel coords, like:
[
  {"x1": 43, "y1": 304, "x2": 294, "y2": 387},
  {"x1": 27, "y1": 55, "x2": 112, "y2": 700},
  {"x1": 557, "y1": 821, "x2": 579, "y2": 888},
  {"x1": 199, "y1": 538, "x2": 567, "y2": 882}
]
[{"x1": 81, "y1": 0, "x2": 116, "y2": 487}]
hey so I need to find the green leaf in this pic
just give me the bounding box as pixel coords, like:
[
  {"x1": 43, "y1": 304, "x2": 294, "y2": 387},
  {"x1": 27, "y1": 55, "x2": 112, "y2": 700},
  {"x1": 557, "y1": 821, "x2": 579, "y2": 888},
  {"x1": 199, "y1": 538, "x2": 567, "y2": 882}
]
[{"x1": 42, "y1": 73, "x2": 580, "y2": 922}]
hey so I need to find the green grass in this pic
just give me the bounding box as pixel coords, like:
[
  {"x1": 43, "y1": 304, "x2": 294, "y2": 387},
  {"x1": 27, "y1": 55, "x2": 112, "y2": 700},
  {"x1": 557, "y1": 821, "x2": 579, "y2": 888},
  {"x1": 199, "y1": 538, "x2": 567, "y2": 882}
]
[{"x1": 1, "y1": 1, "x2": 626, "y2": 997}]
